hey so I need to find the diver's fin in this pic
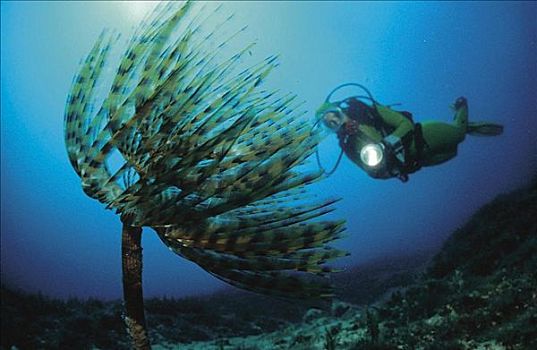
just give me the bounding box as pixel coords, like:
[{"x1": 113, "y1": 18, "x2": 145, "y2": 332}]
[{"x1": 467, "y1": 121, "x2": 504, "y2": 136}]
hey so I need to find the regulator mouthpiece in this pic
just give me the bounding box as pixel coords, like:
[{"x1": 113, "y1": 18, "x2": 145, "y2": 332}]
[{"x1": 360, "y1": 143, "x2": 384, "y2": 167}]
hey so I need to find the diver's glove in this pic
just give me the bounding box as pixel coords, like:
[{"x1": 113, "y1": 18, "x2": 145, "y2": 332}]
[{"x1": 381, "y1": 135, "x2": 405, "y2": 164}]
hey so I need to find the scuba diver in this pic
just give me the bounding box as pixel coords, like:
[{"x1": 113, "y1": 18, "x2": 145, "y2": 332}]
[{"x1": 315, "y1": 83, "x2": 504, "y2": 182}]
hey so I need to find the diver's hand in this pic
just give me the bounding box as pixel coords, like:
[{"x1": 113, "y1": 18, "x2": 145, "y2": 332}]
[{"x1": 381, "y1": 135, "x2": 405, "y2": 164}]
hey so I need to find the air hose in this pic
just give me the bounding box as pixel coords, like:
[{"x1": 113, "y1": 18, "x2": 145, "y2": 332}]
[{"x1": 314, "y1": 82, "x2": 378, "y2": 177}]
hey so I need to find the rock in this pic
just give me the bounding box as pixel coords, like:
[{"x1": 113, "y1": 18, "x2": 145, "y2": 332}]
[
  {"x1": 302, "y1": 308, "x2": 323, "y2": 323},
  {"x1": 331, "y1": 301, "x2": 352, "y2": 318}
]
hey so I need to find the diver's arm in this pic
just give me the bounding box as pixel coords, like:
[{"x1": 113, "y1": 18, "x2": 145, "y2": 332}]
[
  {"x1": 375, "y1": 105, "x2": 414, "y2": 139},
  {"x1": 375, "y1": 105, "x2": 414, "y2": 164}
]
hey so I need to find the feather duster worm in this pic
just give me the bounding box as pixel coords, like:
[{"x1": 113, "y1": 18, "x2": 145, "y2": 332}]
[{"x1": 64, "y1": 2, "x2": 348, "y2": 348}]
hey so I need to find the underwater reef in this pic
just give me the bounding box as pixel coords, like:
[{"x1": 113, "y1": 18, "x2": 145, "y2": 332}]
[
  {"x1": 2, "y1": 179, "x2": 536, "y2": 349},
  {"x1": 154, "y1": 178, "x2": 537, "y2": 349}
]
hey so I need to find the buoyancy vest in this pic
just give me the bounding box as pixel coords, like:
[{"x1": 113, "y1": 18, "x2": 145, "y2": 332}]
[{"x1": 336, "y1": 98, "x2": 426, "y2": 181}]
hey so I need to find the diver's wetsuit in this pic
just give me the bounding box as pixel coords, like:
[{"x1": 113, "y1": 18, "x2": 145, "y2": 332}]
[
  {"x1": 339, "y1": 98, "x2": 470, "y2": 179},
  {"x1": 418, "y1": 102, "x2": 468, "y2": 166}
]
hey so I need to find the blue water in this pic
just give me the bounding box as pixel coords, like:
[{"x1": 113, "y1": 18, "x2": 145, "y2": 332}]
[{"x1": 1, "y1": 1, "x2": 536, "y2": 300}]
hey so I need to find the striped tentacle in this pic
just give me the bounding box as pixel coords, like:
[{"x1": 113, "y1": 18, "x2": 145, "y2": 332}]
[
  {"x1": 182, "y1": 125, "x2": 323, "y2": 219},
  {"x1": 208, "y1": 267, "x2": 335, "y2": 300},
  {"x1": 87, "y1": 9, "x2": 196, "y2": 150},
  {"x1": 148, "y1": 57, "x2": 278, "y2": 173},
  {"x1": 65, "y1": 1, "x2": 349, "y2": 301},
  {"x1": 79, "y1": 3, "x2": 214, "y2": 202},
  {"x1": 104, "y1": 45, "x2": 267, "y2": 213},
  {"x1": 159, "y1": 217, "x2": 345, "y2": 258},
  {"x1": 184, "y1": 221, "x2": 345, "y2": 257},
  {"x1": 165, "y1": 242, "x2": 346, "y2": 275},
  {"x1": 157, "y1": 236, "x2": 343, "y2": 299},
  {"x1": 75, "y1": 8, "x2": 220, "y2": 206}
]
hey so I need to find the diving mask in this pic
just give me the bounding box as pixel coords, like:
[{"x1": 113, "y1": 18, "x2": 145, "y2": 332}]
[{"x1": 315, "y1": 102, "x2": 345, "y2": 132}]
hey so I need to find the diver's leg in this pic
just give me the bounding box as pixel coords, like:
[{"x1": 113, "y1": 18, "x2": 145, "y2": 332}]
[
  {"x1": 423, "y1": 150, "x2": 458, "y2": 166},
  {"x1": 419, "y1": 97, "x2": 467, "y2": 166},
  {"x1": 419, "y1": 122, "x2": 466, "y2": 166}
]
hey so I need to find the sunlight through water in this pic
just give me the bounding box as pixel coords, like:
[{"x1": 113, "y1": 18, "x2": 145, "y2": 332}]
[{"x1": 122, "y1": 1, "x2": 161, "y2": 22}]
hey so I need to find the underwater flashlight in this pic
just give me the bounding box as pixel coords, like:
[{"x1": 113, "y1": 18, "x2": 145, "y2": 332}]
[{"x1": 360, "y1": 143, "x2": 384, "y2": 167}]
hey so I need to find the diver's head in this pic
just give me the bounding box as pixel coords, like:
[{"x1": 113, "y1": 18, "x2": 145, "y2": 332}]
[
  {"x1": 322, "y1": 111, "x2": 348, "y2": 132},
  {"x1": 315, "y1": 102, "x2": 350, "y2": 133}
]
